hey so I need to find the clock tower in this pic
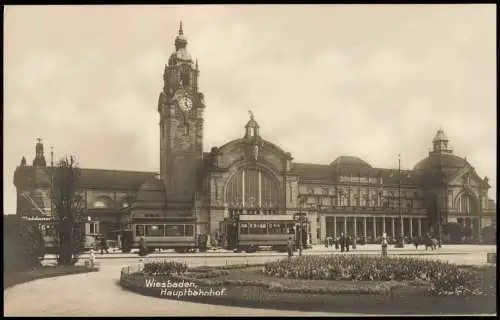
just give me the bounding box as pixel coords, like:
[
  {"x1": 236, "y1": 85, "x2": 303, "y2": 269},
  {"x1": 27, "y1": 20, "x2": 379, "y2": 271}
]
[{"x1": 159, "y1": 22, "x2": 205, "y2": 216}]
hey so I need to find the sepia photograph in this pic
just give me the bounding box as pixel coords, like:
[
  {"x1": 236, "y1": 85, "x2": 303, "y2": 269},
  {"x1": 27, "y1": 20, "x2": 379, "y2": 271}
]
[{"x1": 3, "y1": 4, "x2": 496, "y2": 316}]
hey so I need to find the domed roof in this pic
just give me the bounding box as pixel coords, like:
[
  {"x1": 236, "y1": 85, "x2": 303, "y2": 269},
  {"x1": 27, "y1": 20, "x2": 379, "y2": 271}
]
[
  {"x1": 330, "y1": 156, "x2": 372, "y2": 168},
  {"x1": 175, "y1": 22, "x2": 188, "y2": 47},
  {"x1": 133, "y1": 175, "x2": 167, "y2": 204},
  {"x1": 414, "y1": 153, "x2": 468, "y2": 171},
  {"x1": 169, "y1": 22, "x2": 192, "y2": 64},
  {"x1": 245, "y1": 111, "x2": 260, "y2": 128}
]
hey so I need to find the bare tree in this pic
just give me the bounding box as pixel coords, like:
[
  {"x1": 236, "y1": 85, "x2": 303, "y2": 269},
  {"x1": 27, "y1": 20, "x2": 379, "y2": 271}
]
[{"x1": 52, "y1": 156, "x2": 85, "y2": 266}]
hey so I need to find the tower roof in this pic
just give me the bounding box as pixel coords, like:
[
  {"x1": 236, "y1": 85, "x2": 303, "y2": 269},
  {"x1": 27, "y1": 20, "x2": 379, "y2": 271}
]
[
  {"x1": 169, "y1": 21, "x2": 193, "y2": 65},
  {"x1": 433, "y1": 128, "x2": 449, "y2": 142},
  {"x1": 175, "y1": 21, "x2": 188, "y2": 49},
  {"x1": 245, "y1": 111, "x2": 260, "y2": 128}
]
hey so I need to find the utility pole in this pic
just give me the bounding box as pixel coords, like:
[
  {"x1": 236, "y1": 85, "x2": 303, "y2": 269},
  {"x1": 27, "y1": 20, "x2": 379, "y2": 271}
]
[
  {"x1": 50, "y1": 146, "x2": 54, "y2": 215},
  {"x1": 397, "y1": 154, "x2": 405, "y2": 248},
  {"x1": 299, "y1": 196, "x2": 303, "y2": 256}
]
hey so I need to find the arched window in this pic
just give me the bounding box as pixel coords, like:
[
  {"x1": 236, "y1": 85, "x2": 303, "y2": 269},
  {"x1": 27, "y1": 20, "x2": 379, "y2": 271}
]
[
  {"x1": 457, "y1": 193, "x2": 476, "y2": 215},
  {"x1": 120, "y1": 195, "x2": 134, "y2": 209},
  {"x1": 93, "y1": 195, "x2": 114, "y2": 209},
  {"x1": 225, "y1": 168, "x2": 278, "y2": 209}
]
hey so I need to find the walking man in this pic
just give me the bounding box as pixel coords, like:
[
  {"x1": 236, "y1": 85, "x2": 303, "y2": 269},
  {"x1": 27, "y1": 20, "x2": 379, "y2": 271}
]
[
  {"x1": 287, "y1": 237, "x2": 294, "y2": 259},
  {"x1": 340, "y1": 232, "x2": 346, "y2": 252}
]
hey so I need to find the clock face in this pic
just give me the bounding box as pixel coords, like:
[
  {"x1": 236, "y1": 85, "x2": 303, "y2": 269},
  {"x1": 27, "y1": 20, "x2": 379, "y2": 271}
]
[{"x1": 179, "y1": 96, "x2": 193, "y2": 112}]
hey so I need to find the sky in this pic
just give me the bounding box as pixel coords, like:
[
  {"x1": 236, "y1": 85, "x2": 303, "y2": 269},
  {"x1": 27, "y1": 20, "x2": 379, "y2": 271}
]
[{"x1": 4, "y1": 4, "x2": 497, "y2": 214}]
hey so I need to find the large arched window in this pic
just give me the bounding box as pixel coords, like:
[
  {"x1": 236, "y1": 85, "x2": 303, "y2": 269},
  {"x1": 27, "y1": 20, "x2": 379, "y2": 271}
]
[
  {"x1": 225, "y1": 168, "x2": 279, "y2": 209},
  {"x1": 457, "y1": 193, "x2": 477, "y2": 215}
]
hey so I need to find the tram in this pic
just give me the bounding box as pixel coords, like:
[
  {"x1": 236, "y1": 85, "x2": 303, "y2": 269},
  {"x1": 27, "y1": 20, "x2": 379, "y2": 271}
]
[
  {"x1": 22, "y1": 216, "x2": 98, "y2": 254},
  {"x1": 222, "y1": 214, "x2": 297, "y2": 252},
  {"x1": 120, "y1": 222, "x2": 209, "y2": 253}
]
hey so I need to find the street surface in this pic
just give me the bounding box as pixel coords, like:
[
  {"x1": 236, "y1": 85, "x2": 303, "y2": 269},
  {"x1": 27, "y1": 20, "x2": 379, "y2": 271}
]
[{"x1": 4, "y1": 245, "x2": 496, "y2": 316}]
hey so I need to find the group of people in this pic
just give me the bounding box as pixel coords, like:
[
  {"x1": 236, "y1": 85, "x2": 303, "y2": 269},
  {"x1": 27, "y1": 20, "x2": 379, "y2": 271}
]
[
  {"x1": 325, "y1": 233, "x2": 354, "y2": 252},
  {"x1": 413, "y1": 234, "x2": 440, "y2": 250}
]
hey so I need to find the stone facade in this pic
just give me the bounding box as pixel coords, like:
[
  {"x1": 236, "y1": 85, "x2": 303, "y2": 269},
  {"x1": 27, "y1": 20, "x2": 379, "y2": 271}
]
[{"x1": 13, "y1": 24, "x2": 496, "y2": 244}]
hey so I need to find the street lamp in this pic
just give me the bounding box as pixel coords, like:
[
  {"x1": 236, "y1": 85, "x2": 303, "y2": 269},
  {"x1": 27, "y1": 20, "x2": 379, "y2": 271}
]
[
  {"x1": 294, "y1": 196, "x2": 307, "y2": 256},
  {"x1": 231, "y1": 208, "x2": 240, "y2": 252},
  {"x1": 391, "y1": 154, "x2": 410, "y2": 248}
]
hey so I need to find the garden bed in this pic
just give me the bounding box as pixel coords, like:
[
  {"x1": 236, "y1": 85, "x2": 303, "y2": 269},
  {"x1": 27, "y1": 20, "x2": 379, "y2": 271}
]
[
  {"x1": 4, "y1": 265, "x2": 99, "y2": 289},
  {"x1": 120, "y1": 256, "x2": 497, "y2": 314}
]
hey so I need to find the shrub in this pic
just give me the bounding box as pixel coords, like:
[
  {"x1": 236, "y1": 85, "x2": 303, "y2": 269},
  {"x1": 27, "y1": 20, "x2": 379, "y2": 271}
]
[
  {"x1": 481, "y1": 226, "x2": 496, "y2": 244},
  {"x1": 3, "y1": 216, "x2": 45, "y2": 273},
  {"x1": 143, "y1": 260, "x2": 187, "y2": 276},
  {"x1": 263, "y1": 255, "x2": 495, "y2": 296},
  {"x1": 442, "y1": 222, "x2": 462, "y2": 243}
]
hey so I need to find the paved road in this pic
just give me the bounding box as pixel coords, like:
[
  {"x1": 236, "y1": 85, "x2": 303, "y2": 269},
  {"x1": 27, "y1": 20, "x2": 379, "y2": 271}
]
[
  {"x1": 5, "y1": 247, "x2": 496, "y2": 316},
  {"x1": 5, "y1": 258, "x2": 338, "y2": 316}
]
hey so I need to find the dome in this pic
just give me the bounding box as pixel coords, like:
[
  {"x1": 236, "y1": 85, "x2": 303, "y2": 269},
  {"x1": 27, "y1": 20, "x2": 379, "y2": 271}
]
[
  {"x1": 133, "y1": 176, "x2": 167, "y2": 205},
  {"x1": 414, "y1": 153, "x2": 468, "y2": 171},
  {"x1": 245, "y1": 111, "x2": 260, "y2": 128},
  {"x1": 330, "y1": 156, "x2": 372, "y2": 168}
]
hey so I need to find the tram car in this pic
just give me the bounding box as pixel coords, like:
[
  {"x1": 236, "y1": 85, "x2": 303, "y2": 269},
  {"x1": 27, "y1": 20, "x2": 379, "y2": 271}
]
[
  {"x1": 121, "y1": 222, "x2": 209, "y2": 253},
  {"x1": 222, "y1": 214, "x2": 297, "y2": 252}
]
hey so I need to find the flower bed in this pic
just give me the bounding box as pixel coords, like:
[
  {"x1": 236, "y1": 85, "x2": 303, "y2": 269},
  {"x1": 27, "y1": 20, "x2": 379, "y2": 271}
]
[
  {"x1": 119, "y1": 262, "x2": 496, "y2": 314},
  {"x1": 263, "y1": 255, "x2": 496, "y2": 296},
  {"x1": 143, "y1": 260, "x2": 188, "y2": 275}
]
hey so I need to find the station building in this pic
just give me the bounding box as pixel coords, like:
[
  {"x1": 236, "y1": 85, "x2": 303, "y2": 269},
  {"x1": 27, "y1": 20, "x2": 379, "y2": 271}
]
[{"x1": 14, "y1": 24, "x2": 496, "y2": 244}]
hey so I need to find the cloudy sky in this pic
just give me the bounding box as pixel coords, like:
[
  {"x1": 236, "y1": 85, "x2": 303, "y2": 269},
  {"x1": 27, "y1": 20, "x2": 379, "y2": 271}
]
[{"x1": 4, "y1": 5, "x2": 496, "y2": 214}]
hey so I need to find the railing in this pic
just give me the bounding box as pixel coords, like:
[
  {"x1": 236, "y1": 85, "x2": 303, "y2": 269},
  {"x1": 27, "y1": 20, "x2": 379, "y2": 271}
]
[{"x1": 120, "y1": 264, "x2": 145, "y2": 279}]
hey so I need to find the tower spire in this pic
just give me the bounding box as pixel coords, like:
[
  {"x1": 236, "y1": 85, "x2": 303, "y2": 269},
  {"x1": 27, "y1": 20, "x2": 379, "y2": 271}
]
[{"x1": 179, "y1": 21, "x2": 183, "y2": 36}]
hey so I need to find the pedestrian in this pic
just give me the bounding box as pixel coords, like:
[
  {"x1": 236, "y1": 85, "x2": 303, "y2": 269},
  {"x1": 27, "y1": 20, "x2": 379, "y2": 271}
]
[
  {"x1": 100, "y1": 236, "x2": 109, "y2": 254},
  {"x1": 89, "y1": 249, "x2": 96, "y2": 268},
  {"x1": 413, "y1": 236, "x2": 419, "y2": 250},
  {"x1": 287, "y1": 237, "x2": 294, "y2": 259},
  {"x1": 139, "y1": 236, "x2": 147, "y2": 257},
  {"x1": 345, "y1": 235, "x2": 351, "y2": 252},
  {"x1": 381, "y1": 232, "x2": 388, "y2": 256},
  {"x1": 334, "y1": 236, "x2": 339, "y2": 250},
  {"x1": 340, "y1": 232, "x2": 345, "y2": 252}
]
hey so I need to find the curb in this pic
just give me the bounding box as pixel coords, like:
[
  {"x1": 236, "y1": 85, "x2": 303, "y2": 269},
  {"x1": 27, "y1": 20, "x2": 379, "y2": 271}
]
[{"x1": 44, "y1": 251, "x2": 482, "y2": 260}]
